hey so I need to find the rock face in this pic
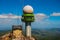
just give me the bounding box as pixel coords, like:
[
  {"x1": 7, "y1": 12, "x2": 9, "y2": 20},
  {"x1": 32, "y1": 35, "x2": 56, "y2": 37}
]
[
  {"x1": 1, "y1": 33, "x2": 35, "y2": 40},
  {"x1": 1, "y1": 25, "x2": 35, "y2": 40}
]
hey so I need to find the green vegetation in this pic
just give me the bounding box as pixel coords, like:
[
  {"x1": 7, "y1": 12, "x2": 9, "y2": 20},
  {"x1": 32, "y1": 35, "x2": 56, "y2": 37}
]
[
  {"x1": 32, "y1": 28, "x2": 60, "y2": 40},
  {"x1": 0, "y1": 30, "x2": 11, "y2": 36},
  {"x1": 0, "y1": 28, "x2": 60, "y2": 40}
]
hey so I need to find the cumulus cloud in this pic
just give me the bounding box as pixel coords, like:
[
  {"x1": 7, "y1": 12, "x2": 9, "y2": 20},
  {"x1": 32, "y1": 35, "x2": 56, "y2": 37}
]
[
  {"x1": 35, "y1": 13, "x2": 49, "y2": 21},
  {"x1": 0, "y1": 13, "x2": 22, "y2": 27},
  {"x1": 50, "y1": 12, "x2": 60, "y2": 16},
  {"x1": 0, "y1": 13, "x2": 60, "y2": 29},
  {"x1": 0, "y1": 13, "x2": 21, "y2": 18}
]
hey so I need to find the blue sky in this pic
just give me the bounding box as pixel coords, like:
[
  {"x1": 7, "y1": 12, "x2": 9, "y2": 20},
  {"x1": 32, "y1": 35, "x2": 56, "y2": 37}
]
[
  {"x1": 0, "y1": 0, "x2": 60, "y2": 30},
  {"x1": 0, "y1": 0, "x2": 60, "y2": 15}
]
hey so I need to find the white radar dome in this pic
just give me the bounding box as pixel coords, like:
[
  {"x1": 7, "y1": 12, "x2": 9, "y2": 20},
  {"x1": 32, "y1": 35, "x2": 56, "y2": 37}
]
[{"x1": 23, "y1": 5, "x2": 33, "y2": 13}]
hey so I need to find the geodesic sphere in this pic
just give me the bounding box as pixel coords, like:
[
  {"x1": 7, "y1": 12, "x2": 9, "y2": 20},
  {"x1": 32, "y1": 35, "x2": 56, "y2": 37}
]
[{"x1": 23, "y1": 5, "x2": 33, "y2": 13}]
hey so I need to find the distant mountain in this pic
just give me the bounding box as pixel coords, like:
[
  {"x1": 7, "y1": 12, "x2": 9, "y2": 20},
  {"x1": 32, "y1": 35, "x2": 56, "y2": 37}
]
[
  {"x1": 0, "y1": 30, "x2": 11, "y2": 36},
  {"x1": 49, "y1": 28, "x2": 60, "y2": 31},
  {"x1": 33, "y1": 28, "x2": 60, "y2": 40},
  {"x1": 0, "y1": 28, "x2": 60, "y2": 40}
]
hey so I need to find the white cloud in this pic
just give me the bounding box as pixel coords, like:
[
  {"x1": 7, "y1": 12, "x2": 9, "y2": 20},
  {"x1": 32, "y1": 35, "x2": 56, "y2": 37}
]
[
  {"x1": 50, "y1": 12, "x2": 60, "y2": 16},
  {"x1": 0, "y1": 13, "x2": 21, "y2": 18},
  {"x1": 35, "y1": 13, "x2": 49, "y2": 21},
  {"x1": 0, "y1": 13, "x2": 60, "y2": 29},
  {"x1": 0, "y1": 13, "x2": 22, "y2": 25}
]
